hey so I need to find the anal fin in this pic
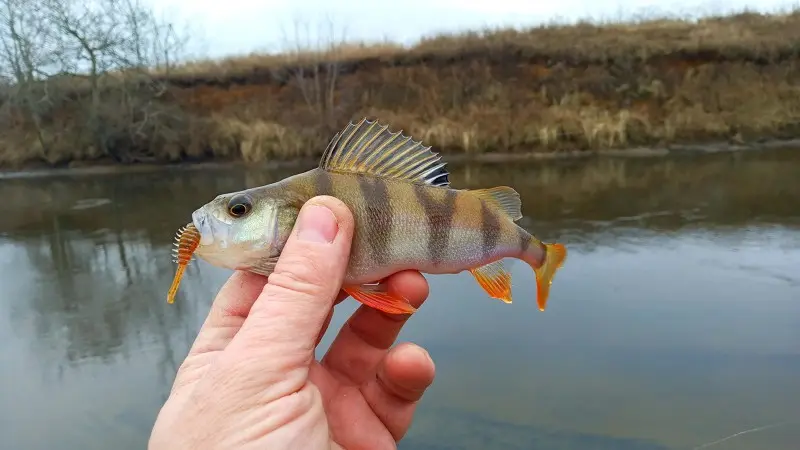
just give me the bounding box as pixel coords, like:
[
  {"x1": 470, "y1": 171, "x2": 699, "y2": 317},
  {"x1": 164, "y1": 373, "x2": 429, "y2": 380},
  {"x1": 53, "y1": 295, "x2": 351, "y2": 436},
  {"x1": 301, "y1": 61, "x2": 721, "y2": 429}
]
[
  {"x1": 344, "y1": 283, "x2": 418, "y2": 315},
  {"x1": 469, "y1": 259, "x2": 513, "y2": 304}
]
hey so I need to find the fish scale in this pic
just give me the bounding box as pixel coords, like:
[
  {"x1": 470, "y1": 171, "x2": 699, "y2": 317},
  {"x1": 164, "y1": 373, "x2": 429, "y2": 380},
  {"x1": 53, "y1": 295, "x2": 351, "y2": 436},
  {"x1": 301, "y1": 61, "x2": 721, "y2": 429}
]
[{"x1": 167, "y1": 117, "x2": 567, "y2": 315}]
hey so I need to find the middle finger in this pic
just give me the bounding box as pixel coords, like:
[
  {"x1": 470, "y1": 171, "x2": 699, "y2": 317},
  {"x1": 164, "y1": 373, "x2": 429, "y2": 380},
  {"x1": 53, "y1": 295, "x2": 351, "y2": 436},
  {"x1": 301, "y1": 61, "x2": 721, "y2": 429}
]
[{"x1": 321, "y1": 270, "x2": 429, "y2": 384}]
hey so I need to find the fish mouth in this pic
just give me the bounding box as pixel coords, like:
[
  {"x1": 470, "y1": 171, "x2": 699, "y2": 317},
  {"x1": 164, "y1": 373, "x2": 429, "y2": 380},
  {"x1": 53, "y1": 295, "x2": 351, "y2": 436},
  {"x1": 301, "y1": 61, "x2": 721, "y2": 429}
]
[{"x1": 191, "y1": 209, "x2": 216, "y2": 247}]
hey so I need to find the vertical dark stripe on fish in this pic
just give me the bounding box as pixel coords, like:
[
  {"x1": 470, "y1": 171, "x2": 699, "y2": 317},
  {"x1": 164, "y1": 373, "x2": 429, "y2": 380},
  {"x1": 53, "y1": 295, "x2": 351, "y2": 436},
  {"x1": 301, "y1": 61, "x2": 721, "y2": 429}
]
[
  {"x1": 517, "y1": 226, "x2": 531, "y2": 254},
  {"x1": 314, "y1": 169, "x2": 333, "y2": 197},
  {"x1": 413, "y1": 184, "x2": 454, "y2": 266},
  {"x1": 480, "y1": 201, "x2": 500, "y2": 261},
  {"x1": 358, "y1": 176, "x2": 391, "y2": 264}
]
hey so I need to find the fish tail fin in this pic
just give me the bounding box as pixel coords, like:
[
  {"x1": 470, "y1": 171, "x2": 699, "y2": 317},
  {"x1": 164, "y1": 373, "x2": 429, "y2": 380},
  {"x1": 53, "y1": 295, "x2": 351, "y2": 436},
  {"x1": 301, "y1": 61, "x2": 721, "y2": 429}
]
[{"x1": 521, "y1": 236, "x2": 567, "y2": 312}]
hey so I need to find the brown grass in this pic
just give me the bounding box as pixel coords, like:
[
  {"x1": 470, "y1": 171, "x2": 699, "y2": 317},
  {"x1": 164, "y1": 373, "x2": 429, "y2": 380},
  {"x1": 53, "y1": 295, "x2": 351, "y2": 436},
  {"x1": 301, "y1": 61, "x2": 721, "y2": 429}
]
[{"x1": 3, "y1": 9, "x2": 800, "y2": 168}]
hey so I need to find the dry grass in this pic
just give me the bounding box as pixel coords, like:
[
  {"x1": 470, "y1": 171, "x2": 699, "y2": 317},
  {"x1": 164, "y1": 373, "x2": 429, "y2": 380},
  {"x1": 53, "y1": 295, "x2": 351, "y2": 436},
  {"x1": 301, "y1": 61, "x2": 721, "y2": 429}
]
[
  {"x1": 167, "y1": 9, "x2": 800, "y2": 79},
  {"x1": 2, "y1": 8, "x2": 800, "y2": 168}
]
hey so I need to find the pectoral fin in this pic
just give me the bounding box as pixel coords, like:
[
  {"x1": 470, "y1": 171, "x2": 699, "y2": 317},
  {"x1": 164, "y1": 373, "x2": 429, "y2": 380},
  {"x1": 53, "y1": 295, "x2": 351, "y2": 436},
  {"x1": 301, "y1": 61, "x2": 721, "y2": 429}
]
[
  {"x1": 470, "y1": 259, "x2": 513, "y2": 304},
  {"x1": 344, "y1": 284, "x2": 418, "y2": 315}
]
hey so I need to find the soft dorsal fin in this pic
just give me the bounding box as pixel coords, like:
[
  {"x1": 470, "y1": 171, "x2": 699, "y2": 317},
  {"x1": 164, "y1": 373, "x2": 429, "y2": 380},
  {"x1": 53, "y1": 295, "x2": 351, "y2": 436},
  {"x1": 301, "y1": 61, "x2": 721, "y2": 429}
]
[
  {"x1": 318, "y1": 118, "x2": 450, "y2": 187},
  {"x1": 470, "y1": 186, "x2": 522, "y2": 221}
]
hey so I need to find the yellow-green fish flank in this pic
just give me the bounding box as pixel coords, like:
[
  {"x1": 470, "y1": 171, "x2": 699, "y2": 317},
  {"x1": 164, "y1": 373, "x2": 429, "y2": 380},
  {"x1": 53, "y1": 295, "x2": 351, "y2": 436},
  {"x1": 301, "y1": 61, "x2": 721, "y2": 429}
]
[{"x1": 178, "y1": 118, "x2": 567, "y2": 314}]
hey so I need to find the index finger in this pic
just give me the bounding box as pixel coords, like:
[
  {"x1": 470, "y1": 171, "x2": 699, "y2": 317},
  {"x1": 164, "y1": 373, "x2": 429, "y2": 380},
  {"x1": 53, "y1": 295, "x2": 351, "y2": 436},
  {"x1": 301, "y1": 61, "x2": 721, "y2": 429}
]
[{"x1": 185, "y1": 270, "x2": 268, "y2": 357}]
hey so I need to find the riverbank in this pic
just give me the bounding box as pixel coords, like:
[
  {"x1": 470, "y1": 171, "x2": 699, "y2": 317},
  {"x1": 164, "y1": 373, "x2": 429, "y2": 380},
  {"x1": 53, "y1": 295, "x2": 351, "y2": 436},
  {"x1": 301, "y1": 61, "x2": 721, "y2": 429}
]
[
  {"x1": 2, "y1": 9, "x2": 800, "y2": 170},
  {"x1": 3, "y1": 137, "x2": 798, "y2": 181}
]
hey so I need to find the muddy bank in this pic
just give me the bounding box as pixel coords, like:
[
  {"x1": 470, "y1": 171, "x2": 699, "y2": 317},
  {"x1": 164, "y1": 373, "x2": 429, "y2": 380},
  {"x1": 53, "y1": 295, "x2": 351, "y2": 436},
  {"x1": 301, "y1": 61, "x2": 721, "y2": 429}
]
[
  {"x1": 3, "y1": 138, "x2": 798, "y2": 180},
  {"x1": 3, "y1": 11, "x2": 800, "y2": 170}
]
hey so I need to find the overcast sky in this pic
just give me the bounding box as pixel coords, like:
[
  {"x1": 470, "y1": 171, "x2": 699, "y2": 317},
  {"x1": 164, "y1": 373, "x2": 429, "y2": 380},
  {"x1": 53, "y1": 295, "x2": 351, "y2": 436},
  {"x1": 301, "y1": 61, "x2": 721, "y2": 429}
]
[{"x1": 143, "y1": 0, "x2": 798, "y2": 59}]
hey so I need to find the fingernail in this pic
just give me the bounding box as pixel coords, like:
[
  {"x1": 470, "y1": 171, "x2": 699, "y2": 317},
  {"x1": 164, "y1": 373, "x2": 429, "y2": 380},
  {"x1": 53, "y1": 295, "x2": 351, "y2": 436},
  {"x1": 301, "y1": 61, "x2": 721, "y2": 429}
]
[
  {"x1": 411, "y1": 345, "x2": 433, "y2": 365},
  {"x1": 297, "y1": 204, "x2": 338, "y2": 243}
]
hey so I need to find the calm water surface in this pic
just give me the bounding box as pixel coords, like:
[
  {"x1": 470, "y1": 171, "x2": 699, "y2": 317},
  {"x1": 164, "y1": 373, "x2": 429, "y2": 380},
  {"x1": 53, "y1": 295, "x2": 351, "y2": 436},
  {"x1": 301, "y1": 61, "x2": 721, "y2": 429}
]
[{"x1": 1, "y1": 149, "x2": 799, "y2": 450}]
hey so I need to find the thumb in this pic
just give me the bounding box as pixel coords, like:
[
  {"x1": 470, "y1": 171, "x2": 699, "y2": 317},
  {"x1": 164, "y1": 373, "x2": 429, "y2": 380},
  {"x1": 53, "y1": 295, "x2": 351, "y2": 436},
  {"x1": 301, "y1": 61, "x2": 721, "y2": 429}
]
[{"x1": 225, "y1": 195, "x2": 354, "y2": 368}]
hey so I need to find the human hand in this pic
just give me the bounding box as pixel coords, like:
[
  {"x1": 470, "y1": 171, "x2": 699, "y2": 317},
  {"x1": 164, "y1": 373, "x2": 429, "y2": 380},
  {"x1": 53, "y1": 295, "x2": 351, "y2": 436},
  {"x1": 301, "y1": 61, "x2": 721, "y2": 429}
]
[{"x1": 149, "y1": 196, "x2": 435, "y2": 450}]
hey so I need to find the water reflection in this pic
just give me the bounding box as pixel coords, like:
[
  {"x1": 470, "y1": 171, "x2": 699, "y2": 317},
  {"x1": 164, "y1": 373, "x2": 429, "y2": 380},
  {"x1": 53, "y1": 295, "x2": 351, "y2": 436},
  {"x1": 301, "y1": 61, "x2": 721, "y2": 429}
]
[{"x1": 1, "y1": 148, "x2": 799, "y2": 450}]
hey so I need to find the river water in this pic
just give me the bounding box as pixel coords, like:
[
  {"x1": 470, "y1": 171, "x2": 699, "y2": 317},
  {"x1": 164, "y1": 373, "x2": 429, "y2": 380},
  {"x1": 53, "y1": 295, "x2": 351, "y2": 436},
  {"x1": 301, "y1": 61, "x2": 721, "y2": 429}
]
[{"x1": 1, "y1": 149, "x2": 798, "y2": 450}]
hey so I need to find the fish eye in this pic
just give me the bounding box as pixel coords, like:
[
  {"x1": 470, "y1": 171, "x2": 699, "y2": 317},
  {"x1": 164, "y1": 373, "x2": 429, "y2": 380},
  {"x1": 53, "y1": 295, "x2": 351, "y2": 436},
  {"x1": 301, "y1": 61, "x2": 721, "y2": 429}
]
[{"x1": 227, "y1": 194, "x2": 252, "y2": 218}]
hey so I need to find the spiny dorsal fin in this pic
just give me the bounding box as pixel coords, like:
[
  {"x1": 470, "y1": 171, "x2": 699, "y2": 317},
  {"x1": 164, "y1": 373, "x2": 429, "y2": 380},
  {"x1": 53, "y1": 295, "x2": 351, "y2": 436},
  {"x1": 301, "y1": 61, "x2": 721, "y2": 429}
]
[
  {"x1": 319, "y1": 118, "x2": 450, "y2": 187},
  {"x1": 470, "y1": 186, "x2": 522, "y2": 221}
]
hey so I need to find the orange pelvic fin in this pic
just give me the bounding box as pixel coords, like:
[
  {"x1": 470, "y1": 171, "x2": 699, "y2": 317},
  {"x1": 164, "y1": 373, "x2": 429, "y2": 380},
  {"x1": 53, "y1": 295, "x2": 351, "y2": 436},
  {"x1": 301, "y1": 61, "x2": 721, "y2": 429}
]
[
  {"x1": 470, "y1": 259, "x2": 513, "y2": 304},
  {"x1": 344, "y1": 284, "x2": 418, "y2": 315},
  {"x1": 533, "y1": 242, "x2": 567, "y2": 311}
]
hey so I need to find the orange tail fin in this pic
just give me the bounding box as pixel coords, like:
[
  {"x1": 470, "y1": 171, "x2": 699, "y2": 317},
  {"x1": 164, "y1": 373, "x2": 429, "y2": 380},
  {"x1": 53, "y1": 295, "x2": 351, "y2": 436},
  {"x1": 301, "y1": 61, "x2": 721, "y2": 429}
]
[{"x1": 521, "y1": 239, "x2": 567, "y2": 311}]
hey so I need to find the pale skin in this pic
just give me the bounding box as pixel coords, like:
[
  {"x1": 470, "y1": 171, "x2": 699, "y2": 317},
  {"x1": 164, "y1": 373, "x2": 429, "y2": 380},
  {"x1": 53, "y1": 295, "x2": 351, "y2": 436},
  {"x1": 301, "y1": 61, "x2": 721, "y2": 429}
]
[{"x1": 149, "y1": 196, "x2": 436, "y2": 450}]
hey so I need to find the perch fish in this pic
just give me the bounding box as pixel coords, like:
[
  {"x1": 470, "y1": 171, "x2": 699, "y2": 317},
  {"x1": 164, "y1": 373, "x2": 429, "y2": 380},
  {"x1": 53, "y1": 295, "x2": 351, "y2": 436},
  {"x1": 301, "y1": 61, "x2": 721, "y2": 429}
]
[{"x1": 167, "y1": 118, "x2": 567, "y2": 314}]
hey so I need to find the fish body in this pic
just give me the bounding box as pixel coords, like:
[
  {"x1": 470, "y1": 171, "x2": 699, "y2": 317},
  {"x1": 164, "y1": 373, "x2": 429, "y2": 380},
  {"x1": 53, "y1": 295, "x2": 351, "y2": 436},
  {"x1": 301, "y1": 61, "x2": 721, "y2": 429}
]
[{"x1": 174, "y1": 118, "x2": 567, "y2": 314}]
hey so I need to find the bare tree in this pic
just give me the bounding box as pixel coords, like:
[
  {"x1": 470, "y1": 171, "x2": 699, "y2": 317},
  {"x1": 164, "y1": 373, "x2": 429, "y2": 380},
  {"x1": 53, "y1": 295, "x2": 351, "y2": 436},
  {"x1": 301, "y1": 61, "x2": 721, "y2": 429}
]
[
  {"x1": 114, "y1": 0, "x2": 188, "y2": 73},
  {"x1": 279, "y1": 16, "x2": 348, "y2": 132},
  {"x1": 46, "y1": 0, "x2": 138, "y2": 147},
  {"x1": 0, "y1": 0, "x2": 61, "y2": 157},
  {"x1": 0, "y1": 0, "x2": 191, "y2": 163}
]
